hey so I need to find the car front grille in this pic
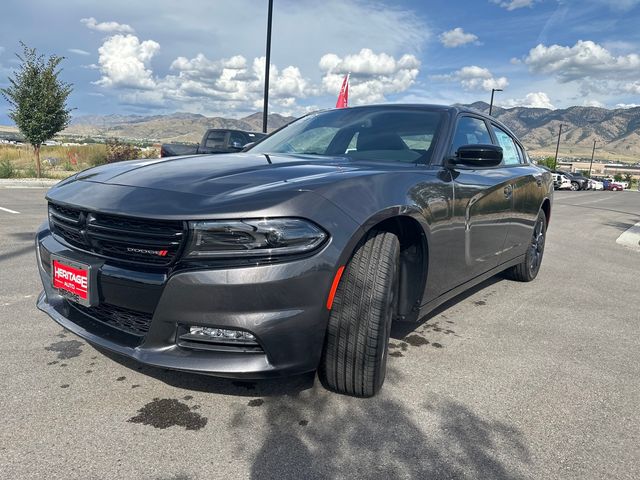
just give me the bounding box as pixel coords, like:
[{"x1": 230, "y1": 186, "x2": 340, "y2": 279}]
[
  {"x1": 69, "y1": 302, "x2": 153, "y2": 336},
  {"x1": 48, "y1": 202, "x2": 186, "y2": 266}
]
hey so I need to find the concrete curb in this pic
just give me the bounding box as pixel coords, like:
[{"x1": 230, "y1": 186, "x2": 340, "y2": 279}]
[
  {"x1": 616, "y1": 221, "x2": 640, "y2": 251},
  {"x1": 0, "y1": 178, "x2": 60, "y2": 188}
]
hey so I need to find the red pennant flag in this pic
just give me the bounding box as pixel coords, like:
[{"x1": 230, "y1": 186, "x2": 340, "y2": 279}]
[{"x1": 335, "y1": 73, "x2": 349, "y2": 108}]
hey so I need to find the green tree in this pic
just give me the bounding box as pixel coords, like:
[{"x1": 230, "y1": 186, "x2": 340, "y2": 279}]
[
  {"x1": 538, "y1": 156, "x2": 556, "y2": 169},
  {"x1": 1, "y1": 42, "x2": 73, "y2": 177},
  {"x1": 613, "y1": 173, "x2": 623, "y2": 182}
]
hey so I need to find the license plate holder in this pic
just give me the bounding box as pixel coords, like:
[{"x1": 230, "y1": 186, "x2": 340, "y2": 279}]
[{"x1": 51, "y1": 255, "x2": 98, "y2": 307}]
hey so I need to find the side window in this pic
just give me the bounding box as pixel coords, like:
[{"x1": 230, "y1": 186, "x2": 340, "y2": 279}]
[
  {"x1": 450, "y1": 117, "x2": 492, "y2": 154},
  {"x1": 492, "y1": 126, "x2": 520, "y2": 166},
  {"x1": 229, "y1": 132, "x2": 246, "y2": 146}
]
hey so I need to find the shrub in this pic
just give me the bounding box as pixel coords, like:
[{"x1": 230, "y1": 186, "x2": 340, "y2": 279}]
[
  {"x1": 106, "y1": 138, "x2": 140, "y2": 163},
  {"x1": 24, "y1": 164, "x2": 37, "y2": 178},
  {"x1": 84, "y1": 145, "x2": 108, "y2": 167},
  {"x1": 0, "y1": 158, "x2": 15, "y2": 178}
]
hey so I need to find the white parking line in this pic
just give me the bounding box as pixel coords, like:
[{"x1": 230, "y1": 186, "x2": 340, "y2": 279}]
[
  {"x1": 0, "y1": 206, "x2": 20, "y2": 214},
  {"x1": 616, "y1": 222, "x2": 640, "y2": 251}
]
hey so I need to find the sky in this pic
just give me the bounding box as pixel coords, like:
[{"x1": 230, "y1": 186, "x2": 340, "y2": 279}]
[{"x1": 1, "y1": 0, "x2": 640, "y2": 123}]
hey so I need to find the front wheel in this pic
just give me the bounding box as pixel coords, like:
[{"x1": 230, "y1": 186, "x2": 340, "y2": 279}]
[
  {"x1": 506, "y1": 209, "x2": 547, "y2": 282},
  {"x1": 318, "y1": 230, "x2": 399, "y2": 397},
  {"x1": 570, "y1": 182, "x2": 579, "y2": 191}
]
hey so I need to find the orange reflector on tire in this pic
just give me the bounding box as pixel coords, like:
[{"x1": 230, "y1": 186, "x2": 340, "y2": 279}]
[{"x1": 326, "y1": 266, "x2": 345, "y2": 310}]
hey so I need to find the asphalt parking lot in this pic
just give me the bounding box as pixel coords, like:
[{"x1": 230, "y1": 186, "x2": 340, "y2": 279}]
[{"x1": 0, "y1": 186, "x2": 639, "y2": 480}]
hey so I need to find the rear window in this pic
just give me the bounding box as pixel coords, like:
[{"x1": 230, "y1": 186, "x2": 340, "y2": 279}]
[{"x1": 205, "y1": 132, "x2": 227, "y2": 148}]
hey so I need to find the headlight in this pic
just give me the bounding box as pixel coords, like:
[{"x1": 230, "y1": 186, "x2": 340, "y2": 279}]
[{"x1": 185, "y1": 218, "x2": 327, "y2": 258}]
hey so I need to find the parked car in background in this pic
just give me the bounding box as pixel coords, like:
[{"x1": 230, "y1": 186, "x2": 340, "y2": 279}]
[
  {"x1": 36, "y1": 104, "x2": 553, "y2": 397},
  {"x1": 554, "y1": 171, "x2": 589, "y2": 190},
  {"x1": 160, "y1": 129, "x2": 267, "y2": 157},
  {"x1": 588, "y1": 178, "x2": 604, "y2": 190},
  {"x1": 606, "y1": 182, "x2": 624, "y2": 191},
  {"x1": 553, "y1": 173, "x2": 572, "y2": 190},
  {"x1": 604, "y1": 177, "x2": 628, "y2": 189}
]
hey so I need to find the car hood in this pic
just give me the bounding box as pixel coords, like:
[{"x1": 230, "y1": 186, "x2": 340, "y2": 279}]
[
  {"x1": 46, "y1": 153, "x2": 394, "y2": 219},
  {"x1": 72, "y1": 153, "x2": 362, "y2": 197}
]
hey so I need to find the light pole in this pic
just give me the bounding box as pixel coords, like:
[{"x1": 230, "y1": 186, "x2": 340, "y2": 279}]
[
  {"x1": 262, "y1": 0, "x2": 274, "y2": 133},
  {"x1": 553, "y1": 124, "x2": 565, "y2": 170},
  {"x1": 588, "y1": 140, "x2": 597, "y2": 178},
  {"x1": 489, "y1": 88, "x2": 502, "y2": 116}
]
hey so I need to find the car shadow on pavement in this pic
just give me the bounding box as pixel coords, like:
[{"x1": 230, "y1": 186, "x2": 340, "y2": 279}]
[
  {"x1": 0, "y1": 244, "x2": 35, "y2": 263},
  {"x1": 248, "y1": 388, "x2": 531, "y2": 480},
  {"x1": 97, "y1": 346, "x2": 316, "y2": 397},
  {"x1": 390, "y1": 275, "x2": 504, "y2": 340}
]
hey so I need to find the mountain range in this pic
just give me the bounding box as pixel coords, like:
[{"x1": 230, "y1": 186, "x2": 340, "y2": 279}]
[
  {"x1": 5, "y1": 103, "x2": 640, "y2": 163},
  {"x1": 65, "y1": 112, "x2": 295, "y2": 144}
]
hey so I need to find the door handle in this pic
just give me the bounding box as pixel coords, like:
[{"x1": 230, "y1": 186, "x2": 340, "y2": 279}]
[{"x1": 503, "y1": 185, "x2": 513, "y2": 198}]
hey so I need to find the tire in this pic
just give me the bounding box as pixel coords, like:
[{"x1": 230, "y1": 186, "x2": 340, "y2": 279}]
[
  {"x1": 506, "y1": 209, "x2": 547, "y2": 282},
  {"x1": 570, "y1": 182, "x2": 579, "y2": 191},
  {"x1": 318, "y1": 230, "x2": 400, "y2": 397}
]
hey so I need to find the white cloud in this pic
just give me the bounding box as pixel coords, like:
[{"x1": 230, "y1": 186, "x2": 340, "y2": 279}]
[
  {"x1": 615, "y1": 103, "x2": 640, "y2": 109},
  {"x1": 318, "y1": 49, "x2": 420, "y2": 104},
  {"x1": 68, "y1": 48, "x2": 90, "y2": 56},
  {"x1": 583, "y1": 99, "x2": 605, "y2": 107},
  {"x1": 93, "y1": 32, "x2": 316, "y2": 113},
  {"x1": 91, "y1": 25, "x2": 420, "y2": 115},
  {"x1": 591, "y1": 0, "x2": 640, "y2": 11},
  {"x1": 490, "y1": 0, "x2": 537, "y2": 10},
  {"x1": 436, "y1": 66, "x2": 508, "y2": 92},
  {"x1": 95, "y1": 34, "x2": 159, "y2": 89},
  {"x1": 524, "y1": 40, "x2": 640, "y2": 83},
  {"x1": 524, "y1": 40, "x2": 640, "y2": 97},
  {"x1": 439, "y1": 28, "x2": 479, "y2": 48},
  {"x1": 623, "y1": 82, "x2": 640, "y2": 94},
  {"x1": 81, "y1": 17, "x2": 135, "y2": 34},
  {"x1": 501, "y1": 92, "x2": 555, "y2": 109}
]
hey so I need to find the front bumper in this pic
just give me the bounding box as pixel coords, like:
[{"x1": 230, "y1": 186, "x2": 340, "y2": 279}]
[{"x1": 36, "y1": 223, "x2": 339, "y2": 379}]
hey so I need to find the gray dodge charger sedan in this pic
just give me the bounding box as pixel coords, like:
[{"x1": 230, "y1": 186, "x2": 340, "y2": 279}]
[{"x1": 36, "y1": 105, "x2": 553, "y2": 397}]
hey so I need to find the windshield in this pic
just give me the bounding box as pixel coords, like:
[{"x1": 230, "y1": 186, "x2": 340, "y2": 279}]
[{"x1": 250, "y1": 107, "x2": 445, "y2": 164}]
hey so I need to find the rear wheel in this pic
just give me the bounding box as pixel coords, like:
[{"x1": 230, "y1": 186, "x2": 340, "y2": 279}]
[
  {"x1": 506, "y1": 209, "x2": 547, "y2": 282},
  {"x1": 318, "y1": 230, "x2": 399, "y2": 397},
  {"x1": 570, "y1": 182, "x2": 579, "y2": 191}
]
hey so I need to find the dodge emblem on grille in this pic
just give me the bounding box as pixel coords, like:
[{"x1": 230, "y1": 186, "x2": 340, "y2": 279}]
[{"x1": 126, "y1": 247, "x2": 169, "y2": 256}]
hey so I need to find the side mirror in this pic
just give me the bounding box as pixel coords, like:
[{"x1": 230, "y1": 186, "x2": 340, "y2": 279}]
[
  {"x1": 446, "y1": 144, "x2": 503, "y2": 168},
  {"x1": 241, "y1": 142, "x2": 255, "y2": 152},
  {"x1": 230, "y1": 141, "x2": 245, "y2": 151}
]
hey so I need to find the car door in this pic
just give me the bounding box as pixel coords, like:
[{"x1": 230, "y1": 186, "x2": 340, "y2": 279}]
[
  {"x1": 491, "y1": 129, "x2": 544, "y2": 262},
  {"x1": 445, "y1": 115, "x2": 514, "y2": 286}
]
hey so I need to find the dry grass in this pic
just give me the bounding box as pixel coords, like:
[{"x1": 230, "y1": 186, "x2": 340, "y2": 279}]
[{"x1": 0, "y1": 143, "x2": 158, "y2": 178}]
